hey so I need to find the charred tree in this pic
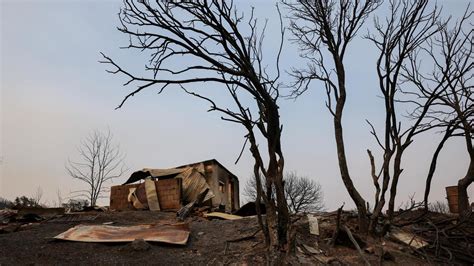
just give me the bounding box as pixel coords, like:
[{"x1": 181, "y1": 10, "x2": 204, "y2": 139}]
[
  {"x1": 365, "y1": 0, "x2": 442, "y2": 227},
  {"x1": 423, "y1": 122, "x2": 456, "y2": 210},
  {"x1": 101, "y1": 0, "x2": 292, "y2": 256},
  {"x1": 403, "y1": 7, "x2": 473, "y2": 216},
  {"x1": 286, "y1": 0, "x2": 381, "y2": 233}
]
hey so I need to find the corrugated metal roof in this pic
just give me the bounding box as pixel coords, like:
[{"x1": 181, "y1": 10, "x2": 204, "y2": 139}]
[{"x1": 176, "y1": 159, "x2": 239, "y2": 181}]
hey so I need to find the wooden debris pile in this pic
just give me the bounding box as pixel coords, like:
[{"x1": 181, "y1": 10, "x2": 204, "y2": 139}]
[
  {"x1": 393, "y1": 210, "x2": 474, "y2": 264},
  {"x1": 293, "y1": 208, "x2": 474, "y2": 265}
]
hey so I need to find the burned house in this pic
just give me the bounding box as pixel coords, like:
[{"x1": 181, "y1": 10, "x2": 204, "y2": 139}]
[{"x1": 110, "y1": 159, "x2": 240, "y2": 212}]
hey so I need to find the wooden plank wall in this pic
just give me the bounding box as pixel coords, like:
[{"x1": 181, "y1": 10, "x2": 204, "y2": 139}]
[{"x1": 110, "y1": 179, "x2": 182, "y2": 211}]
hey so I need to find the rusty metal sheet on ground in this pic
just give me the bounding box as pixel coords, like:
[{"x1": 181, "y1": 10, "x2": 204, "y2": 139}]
[{"x1": 54, "y1": 223, "x2": 190, "y2": 245}]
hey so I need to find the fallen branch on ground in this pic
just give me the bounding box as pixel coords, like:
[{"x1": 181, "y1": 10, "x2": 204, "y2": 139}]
[
  {"x1": 227, "y1": 228, "x2": 261, "y2": 242},
  {"x1": 343, "y1": 225, "x2": 370, "y2": 266}
]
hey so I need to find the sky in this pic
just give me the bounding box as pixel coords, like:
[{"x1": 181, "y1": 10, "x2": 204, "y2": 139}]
[{"x1": 1, "y1": 0, "x2": 472, "y2": 209}]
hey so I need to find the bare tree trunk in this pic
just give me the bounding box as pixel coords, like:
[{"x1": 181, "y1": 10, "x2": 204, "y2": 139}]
[
  {"x1": 285, "y1": 0, "x2": 380, "y2": 234},
  {"x1": 334, "y1": 59, "x2": 368, "y2": 233},
  {"x1": 267, "y1": 106, "x2": 290, "y2": 253},
  {"x1": 369, "y1": 145, "x2": 394, "y2": 232},
  {"x1": 265, "y1": 201, "x2": 279, "y2": 252},
  {"x1": 252, "y1": 163, "x2": 270, "y2": 246},
  {"x1": 102, "y1": 0, "x2": 292, "y2": 256},
  {"x1": 90, "y1": 191, "x2": 95, "y2": 207},
  {"x1": 249, "y1": 122, "x2": 290, "y2": 255},
  {"x1": 387, "y1": 149, "x2": 404, "y2": 219},
  {"x1": 458, "y1": 157, "x2": 473, "y2": 215},
  {"x1": 274, "y1": 171, "x2": 290, "y2": 250},
  {"x1": 367, "y1": 149, "x2": 383, "y2": 232},
  {"x1": 424, "y1": 126, "x2": 454, "y2": 210},
  {"x1": 335, "y1": 114, "x2": 368, "y2": 232},
  {"x1": 367, "y1": 150, "x2": 381, "y2": 211},
  {"x1": 366, "y1": 0, "x2": 442, "y2": 230},
  {"x1": 458, "y1": 112, "x2": 473, "y2": 215}
]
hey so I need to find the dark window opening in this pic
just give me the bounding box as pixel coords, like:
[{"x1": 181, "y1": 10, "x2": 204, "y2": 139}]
[{"x1": 219, "y1": 181, "x2": 225, "y2": 193}]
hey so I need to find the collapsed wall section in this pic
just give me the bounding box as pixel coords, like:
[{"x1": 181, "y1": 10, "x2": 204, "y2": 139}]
[{"x1": 110, "y1": 179, "x2": 182, "y2": 211}]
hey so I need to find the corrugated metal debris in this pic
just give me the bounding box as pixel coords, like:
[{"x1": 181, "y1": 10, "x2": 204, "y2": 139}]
[
  {"x1": 48, "y1": 214, "x2": 99, "y2": 223},
  {"x1": 124, "y1": 164, "x2": 215, "y2": 205},
  {"x1": 54, "y1": 223, "x2": 190, "y2": 245}
]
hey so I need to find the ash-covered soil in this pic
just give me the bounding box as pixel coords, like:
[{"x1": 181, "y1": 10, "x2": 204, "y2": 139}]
[
  {"x1": 0, "y1": 211, "x2": 267, "y2": 265},
  {"x1": 1, "y1": 209, "x2": 451, "y2": 265}
]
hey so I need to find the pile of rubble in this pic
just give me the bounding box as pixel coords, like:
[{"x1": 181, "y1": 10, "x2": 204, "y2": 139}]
[
  {"x1": 393, "y1": 209, "x2": 474, "y2": 264},
  {"x1": 2, "y1": 199, "x2": 473, "y2": 264},
  {"x1": 0, "y1": 207, "x2": 64, "y2": 234},
  {"x1": 293, "y1": 209, "x2": 474, "y2": 264}
]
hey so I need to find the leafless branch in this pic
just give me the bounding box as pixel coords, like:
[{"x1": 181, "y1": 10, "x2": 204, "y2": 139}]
[{"x1": 66, "y1": 129, "x2": 126, "y2": 206}]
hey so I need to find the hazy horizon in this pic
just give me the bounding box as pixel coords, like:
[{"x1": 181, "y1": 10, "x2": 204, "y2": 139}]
[{"x1": 1, "y1": 0, "x2": 472, "y2": 210}]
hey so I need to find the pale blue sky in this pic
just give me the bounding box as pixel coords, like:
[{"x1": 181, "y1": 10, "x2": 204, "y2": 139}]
[{"x1": 1, "y1": 0, "x2": 472, "y2": 209}]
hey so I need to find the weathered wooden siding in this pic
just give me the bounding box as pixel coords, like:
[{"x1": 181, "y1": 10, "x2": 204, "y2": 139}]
[{"x1": 110, "y1": 179, "x2": 182, "y2": 211}]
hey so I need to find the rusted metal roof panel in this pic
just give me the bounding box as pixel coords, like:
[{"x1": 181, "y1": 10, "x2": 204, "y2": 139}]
[
  {"x1": 54, "y1": 223, "x2": 189, "y2": 245},
  {"x1": 124, "y1": 166, "x2": 215, "y2": 205},
  {"x1": 176, "y1": 166, "x2": 215, "y2": 203},
  {"x1": 48, "y1": 214, "x2": 98, "y2": 223}
]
